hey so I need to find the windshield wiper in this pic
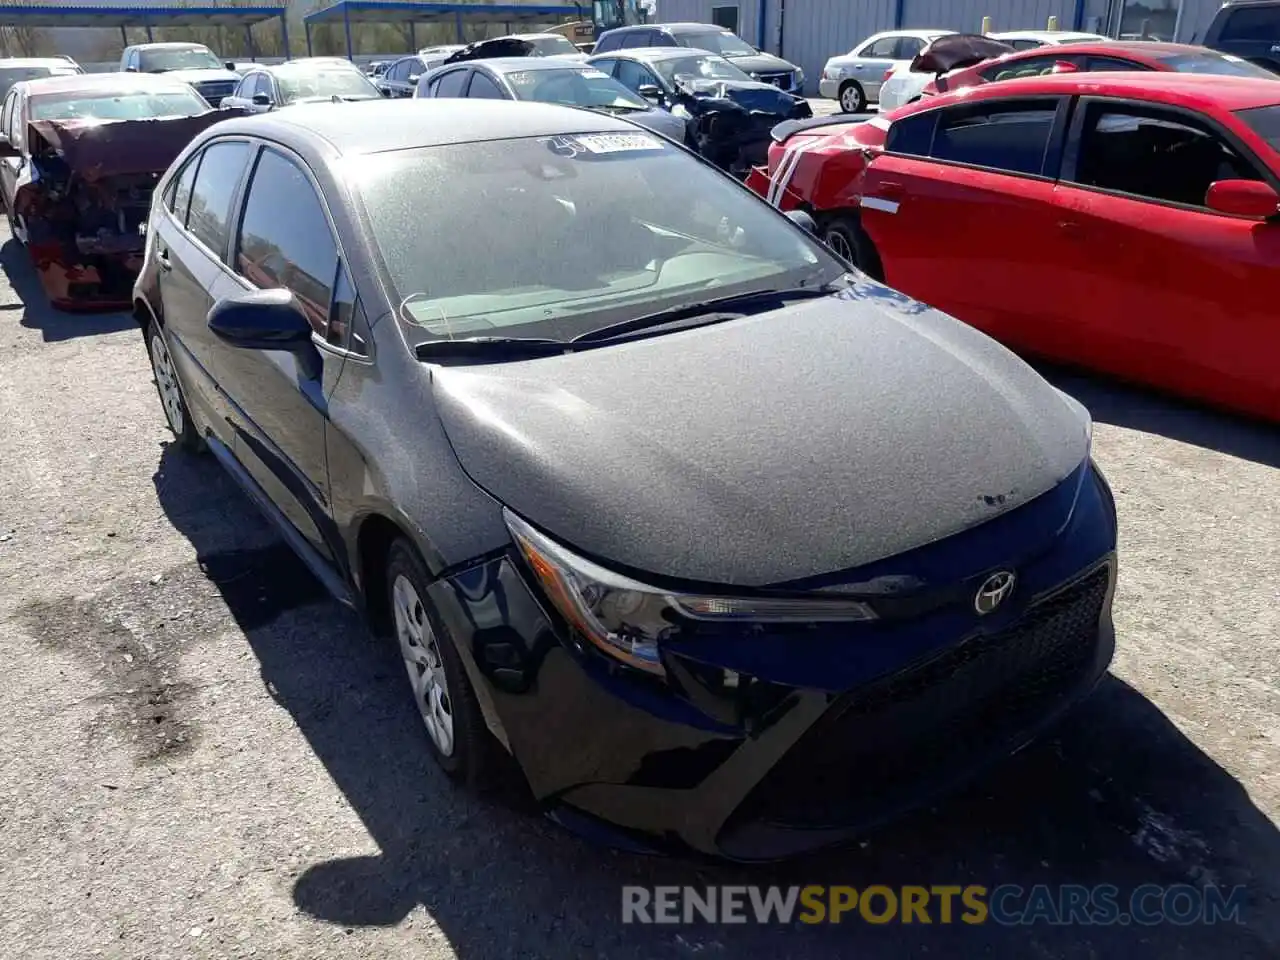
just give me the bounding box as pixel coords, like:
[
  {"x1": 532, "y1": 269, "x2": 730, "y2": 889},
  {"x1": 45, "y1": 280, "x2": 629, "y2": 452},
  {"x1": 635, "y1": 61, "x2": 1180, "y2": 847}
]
[
  {"x1": 414, "y1": 336, "x2": 567, "y2": 361},
  {"x1": 571, "y1": 285, "x2": 839, "y2": 345}
]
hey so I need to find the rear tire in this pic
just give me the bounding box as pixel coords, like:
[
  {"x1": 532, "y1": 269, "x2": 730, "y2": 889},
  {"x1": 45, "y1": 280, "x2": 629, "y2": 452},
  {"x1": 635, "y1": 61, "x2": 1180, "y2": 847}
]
[
  {"x1": 144, "y1": 322, "x2": 204, "y2": 453},
  {"x1": 838, "y1": 80, "x2": 866, "y2": 114},
  {"x1": 386, "y1": 537, "x2": 494, "y2": 789},
  {"x1": 822, "y1": 215, "x2": 884, "y2": 281}
]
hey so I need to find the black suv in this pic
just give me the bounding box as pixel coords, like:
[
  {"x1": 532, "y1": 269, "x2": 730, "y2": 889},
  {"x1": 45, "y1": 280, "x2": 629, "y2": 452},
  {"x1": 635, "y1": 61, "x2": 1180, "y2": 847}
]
[
  {"x1": 1203, "y1": 0, "x2": 1280, "y2": 72},
  {"x1": 593, "y1": 21, "x2": 805, "y2": 93}
]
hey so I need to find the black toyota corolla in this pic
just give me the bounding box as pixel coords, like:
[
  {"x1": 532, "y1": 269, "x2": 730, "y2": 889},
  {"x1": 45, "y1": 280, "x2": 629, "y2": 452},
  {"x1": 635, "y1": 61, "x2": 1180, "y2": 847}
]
[{"x1": 134, "y1": 98, "x2": 1118, "y2": 861}]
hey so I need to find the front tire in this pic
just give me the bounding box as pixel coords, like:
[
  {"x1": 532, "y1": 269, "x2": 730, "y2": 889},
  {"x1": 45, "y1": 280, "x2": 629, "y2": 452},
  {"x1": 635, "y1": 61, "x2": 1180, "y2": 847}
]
[
  {"x1": 838, "y1": 80, "x2": 866, "y2": 114},
  {"x1": 145, "y1": 323, "x2": 204, "y2": 453},
  {"x1": 386, "y1": 537, "x2": 493, "y2": 788}
]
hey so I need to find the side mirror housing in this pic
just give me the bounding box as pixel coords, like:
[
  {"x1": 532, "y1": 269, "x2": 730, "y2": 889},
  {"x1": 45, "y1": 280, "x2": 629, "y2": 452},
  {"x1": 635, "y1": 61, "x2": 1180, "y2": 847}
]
[
  {"x1": 124, "y1": 65, "x2": 139, "y2": 73},
  {"x1": 1205, "y1": 178, "x2": 1280, "y2": 218},
  {"x1": 225, "y1": 61, "x2": 237, "y2": 71},
  {"x1": 207, "y1": 288, "x2": 322, "y2": 378},
  {"x1": 1050, "y1": 60, "x2": 1079, "y2": 73},
  {"x1": 252, "y1": 93, "x2": 271, "y2": 106},
  {"x1": 785, "y1": 209, "x2": 817, "y2": 235},
  {"x1": 637, "y1": 83, "x2": 664, "y2": 103},
  {"x1": 408, "y1": 74, "x2": 420, "y2": 85}
]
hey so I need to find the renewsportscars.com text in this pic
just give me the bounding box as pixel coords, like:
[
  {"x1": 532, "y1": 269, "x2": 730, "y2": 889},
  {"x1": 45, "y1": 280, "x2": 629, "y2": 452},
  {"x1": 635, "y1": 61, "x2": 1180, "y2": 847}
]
[{"x1": 621, "y1": 884, "x2": 1245, "y2": 926}]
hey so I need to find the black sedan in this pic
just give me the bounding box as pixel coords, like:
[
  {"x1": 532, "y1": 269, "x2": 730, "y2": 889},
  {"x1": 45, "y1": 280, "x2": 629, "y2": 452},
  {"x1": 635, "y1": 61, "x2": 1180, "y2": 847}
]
[
  {"x1": 134, "y1": 99, "x2": 1117, "y2": 861},
  {"x1": 587, "y1": 46, "x2": 812, "y2": 175},
  {"x1": 414, "y1": 56, "x2": 687, "y2": 141}
]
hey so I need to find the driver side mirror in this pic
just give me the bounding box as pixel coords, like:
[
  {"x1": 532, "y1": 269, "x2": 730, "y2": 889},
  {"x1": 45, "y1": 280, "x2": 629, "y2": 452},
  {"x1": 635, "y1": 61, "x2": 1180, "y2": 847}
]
[
  {"x1": 1050, "y1": 60, "x2": 1079, "y2": 73},
  {"x1": 785, "y1": 209, "x2": 817, "y2": 235},
  {"x1": 637, "y1": 83, "x2": 664, "y2": 103},
  {"x1": 251, "y1": 93, "x2": 271, "y2": 106},
  {"x1": 408, "y1": 74, "x2": 420, "y2": 85},
  {"x1": 1205, "y1": 179, "x2": 1280, "y2": 218},
  {"x1": 207, "y1": 288, "x2": 322, "y2": 379},
  {"x1": 225, "y1": 61, "x2": 237, "y2": 71},
  {"x1": 125, "y1": 65, "x2": 139, "y2": 73}
]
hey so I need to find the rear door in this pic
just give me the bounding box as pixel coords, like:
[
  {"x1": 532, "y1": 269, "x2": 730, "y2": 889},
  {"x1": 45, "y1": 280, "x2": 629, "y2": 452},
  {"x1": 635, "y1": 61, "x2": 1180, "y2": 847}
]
[
  {"x1": 217, "y1": 144, "x2": 351, "y2": 561},
  {"x1": 852, "y1": 35, "x2": 902, "y2": 100},
  {"x1": 1050, "y1": 98, "x2": 1280, "y2": 416},
  {"x1": 155, "y1": 139, "x2": 255, "y2": 442},
  {"x1": 857, "y1": 97, "x2": 1072, "y2": 350}
]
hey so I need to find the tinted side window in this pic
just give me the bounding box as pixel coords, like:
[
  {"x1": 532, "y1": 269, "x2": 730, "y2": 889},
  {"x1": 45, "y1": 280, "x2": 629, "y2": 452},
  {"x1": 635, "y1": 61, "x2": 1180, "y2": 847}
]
[
  {"x1": 591, "y1": 57, "x2": 618, "y2": 75},
  {"x1": 931, "y1": 101, "x2": 1058, "y2": 175},
  {"x1": 1008, "y1": 39, "x2": 1045, "y2": 50},
  {"x1": 623, "y1": 31, "x2": 656, "y2": 48},
  {"x1": 1070, "y1": 105, "x2": 1262, "y2": 208},
  {"x1": 896, "y1": 37, "x2": 926, "y2": 59},
  {"x1": 594, "y1": 31, "x2": 621, "y2": 52},
  {"x1": 467, "y1": 71, "x2": 504, "y2": 99},
  {"x1": 186, "y1": 140, "x2": 251, "y2": 256},
  {"x1": 615, "y1": 59, "x2": 653, "y2": 91},
  {"x1": 1220, "y1": 7, "x2": 1280, "y2": 41},
  {"x1": 980, "y1": 55, "x2": 1063, "y2": 82},
  {"x1": 434, "y1": 69, "x2": 468, "y2": 97},
  {"x1": 1085, "y1": 56, "x2": 1147, "y2": 71},
  {"x1": 235, "y1": 148, "x2": 338, "y2": 336},
  {"x1": 653, "y1": 30, "x2": 680, "y2": 46},
  {"x1": 885, "y1": 111, "x2": 937, "y2": 156},
  {"x1": 167, "y1": 153, "x2": 200, "y2": 223}
]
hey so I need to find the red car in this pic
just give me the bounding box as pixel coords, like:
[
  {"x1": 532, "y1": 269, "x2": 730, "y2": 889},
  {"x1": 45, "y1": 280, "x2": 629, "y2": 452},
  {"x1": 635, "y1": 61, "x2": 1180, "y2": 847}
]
[
  {"x1": 746, "y1": 72, "x2": 1280, "y2": 422},
  {"x1": 921, "y1": 41, "x2": 1280, "y2": 100}
]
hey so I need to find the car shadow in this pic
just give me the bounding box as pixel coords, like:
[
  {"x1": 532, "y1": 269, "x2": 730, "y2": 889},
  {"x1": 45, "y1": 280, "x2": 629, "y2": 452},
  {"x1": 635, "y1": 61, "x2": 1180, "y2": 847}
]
[
  {"x1": 1041, "y1": 365, "x2": 1280, "y2": 469},
  {"x1": 151, "y1": 442, "x2": 1280, "y2": 958},
  {"x1": 1, "y1": 238, "x2": 137, "y2": 341}
]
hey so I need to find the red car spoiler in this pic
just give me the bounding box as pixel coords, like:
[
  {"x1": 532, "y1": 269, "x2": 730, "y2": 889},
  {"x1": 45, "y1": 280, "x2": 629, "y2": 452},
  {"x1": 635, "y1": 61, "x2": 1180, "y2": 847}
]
[
  {"x1": 771, "y1": 114, "x2": 872, "y2": 144},
  {"x1": 27, "y1": 109, "x2": 249, "y2": 182}
]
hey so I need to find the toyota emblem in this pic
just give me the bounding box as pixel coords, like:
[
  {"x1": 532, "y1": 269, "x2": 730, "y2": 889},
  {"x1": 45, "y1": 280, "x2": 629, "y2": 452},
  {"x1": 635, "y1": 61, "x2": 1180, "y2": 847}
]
[{"x1": 974, "y1": 571, "x2": 1016, "y2": 615}]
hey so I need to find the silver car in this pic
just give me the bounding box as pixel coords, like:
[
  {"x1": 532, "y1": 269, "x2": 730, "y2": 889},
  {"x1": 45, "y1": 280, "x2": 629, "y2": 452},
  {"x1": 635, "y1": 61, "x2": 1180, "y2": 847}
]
[
  {"x1": 818, "y1": 29, "x2": 952, "y2": 112},
  {"x1": 221, "y1": 61, "x2": 381, "y2": 113}
]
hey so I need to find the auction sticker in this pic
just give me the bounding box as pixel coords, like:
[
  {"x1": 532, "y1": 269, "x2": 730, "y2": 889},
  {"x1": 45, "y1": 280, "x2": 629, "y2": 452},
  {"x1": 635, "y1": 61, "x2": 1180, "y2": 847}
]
[{"x1": 575, "y1": 133, "x2": 665, "y2": 154}]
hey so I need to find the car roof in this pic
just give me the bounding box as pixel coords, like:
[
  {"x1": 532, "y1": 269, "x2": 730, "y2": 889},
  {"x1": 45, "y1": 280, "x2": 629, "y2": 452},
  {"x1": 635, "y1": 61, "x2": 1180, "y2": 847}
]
[
  {"x1": 131, "y1": 42, "x2": 208, "y2": 50},
  {"x1": 476, "y1": 57, "x2": 593, "y2": 74},
  {"x1": 595, "y1": 46, "x2": 721, "y2": 62},
  {"x1": 989, "y1": 30, "x2": 1109, "y2": 42},
  {"x1": 864, "y1": 28, "x2": 954, "y2": 40},
  {"x1": 500, "y1": 32, "x2": 562, "y2": 40},
  {"x1": 211, "y1": 98, "x2": 637, "y2": 155},
  {"x1": 18, "y1": 72, "x2": 194, "y2": 95},
  {"x1": 914, "y1": 70, "x2": 1280, "y2": 113}
]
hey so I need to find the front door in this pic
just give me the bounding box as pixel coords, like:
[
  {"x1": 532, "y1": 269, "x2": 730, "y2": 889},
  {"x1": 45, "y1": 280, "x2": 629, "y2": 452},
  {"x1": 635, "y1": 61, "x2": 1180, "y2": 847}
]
[
  {"x1": 216, "y1": 144, "x2": 348, "y2": 561},
  {"x1": 155, "y1": 139, "x2": 254, "y2": 441},
  {"x1": 858, "y1": 97, "x2": 1071, "y2": 352},
  {"x1": 1051, "y1": 98, "x2": 1280, "y2": 419}
]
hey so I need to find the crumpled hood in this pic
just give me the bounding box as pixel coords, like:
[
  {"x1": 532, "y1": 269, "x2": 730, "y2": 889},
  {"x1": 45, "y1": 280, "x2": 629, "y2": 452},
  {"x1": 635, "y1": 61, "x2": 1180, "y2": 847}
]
[
  {"x1": 432, "y1": 280, "x2": 1091, "y2": 587},
  {"x1": 677, "y1": 77, "x2": 805, "y2": 114}
]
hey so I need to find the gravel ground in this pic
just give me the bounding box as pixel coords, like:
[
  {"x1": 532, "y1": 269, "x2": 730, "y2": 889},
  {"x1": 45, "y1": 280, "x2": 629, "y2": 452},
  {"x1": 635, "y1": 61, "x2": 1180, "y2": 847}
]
[{"x1": 0, "y1": 225, "x2": 1277, "y2": 959}]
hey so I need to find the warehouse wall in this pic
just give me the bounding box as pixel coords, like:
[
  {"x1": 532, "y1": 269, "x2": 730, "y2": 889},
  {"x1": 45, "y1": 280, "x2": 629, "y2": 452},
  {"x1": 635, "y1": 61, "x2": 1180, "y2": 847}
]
[{"x1": 657, "y1": 0, "x2": 762, "y2": 47}]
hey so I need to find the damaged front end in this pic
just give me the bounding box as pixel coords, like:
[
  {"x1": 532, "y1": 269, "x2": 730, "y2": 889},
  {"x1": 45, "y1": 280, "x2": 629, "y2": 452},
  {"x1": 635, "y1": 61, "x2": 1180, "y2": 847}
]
[
  {"x1": 14, "y1": 110, "x2": 247, "y2": 312},
  {"x1": 676, "y1": 78, "x2": 812, "y2": 178}
]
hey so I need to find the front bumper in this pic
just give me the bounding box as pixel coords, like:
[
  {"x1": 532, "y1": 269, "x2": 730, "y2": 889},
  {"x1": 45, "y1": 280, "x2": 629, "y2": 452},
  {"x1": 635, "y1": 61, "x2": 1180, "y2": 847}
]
[{"x1": 428, "y1": 462, "x2": 1118, "y2": 860}]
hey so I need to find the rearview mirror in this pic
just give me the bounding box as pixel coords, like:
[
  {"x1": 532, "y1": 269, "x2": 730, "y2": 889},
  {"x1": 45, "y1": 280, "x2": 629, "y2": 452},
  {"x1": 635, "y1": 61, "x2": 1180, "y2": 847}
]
[
  {"x1": 207, "y1": 288, "x2": 322, "y2": 378},
  {"x1": 785, "y1": 209, "x2": 817, "y2": 235},
  {"x1": 637, "y1": 83, "x2": 664, "y2": 103},
  {"x1": 1205, "y1": 179, "x2": 1280, "y2": 218}
]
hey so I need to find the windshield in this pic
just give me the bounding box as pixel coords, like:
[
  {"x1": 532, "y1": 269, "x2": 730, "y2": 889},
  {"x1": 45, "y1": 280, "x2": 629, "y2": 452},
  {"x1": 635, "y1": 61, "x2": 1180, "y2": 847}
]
[
  {"x1": 680, "y1": 31, "x2": 756, "y2": 57},
  {"x1": 30, "y1": 89, "x2": 208, "y2": 122},
  {"x1": 1, "y1": 66, "x2": 77, "y2": 100},
  {"x1": 507, "y1": 67, "x2": 650, "y2": 110},
  {"x1": 1155, "y1": 51, "x2": 1276, "y2": 78},
  {"x1": 1236, "y1": 104, "x2": 1280, "y2": 152},
  {"x1": 278, "y1": 68, "x2": 379, "y2": 101},
  {"x1": 527, "y1": 36, "x2": 582, "y2": 57},
  {"x1": 653, "y1": 54, "x2": 753, "y2": 85},
  {"x1": 139, "y1": 47, "x2": 223, "y2": 72},
  {"x1": 356, "y1": 132, "x2": 842, "y2": 342}
]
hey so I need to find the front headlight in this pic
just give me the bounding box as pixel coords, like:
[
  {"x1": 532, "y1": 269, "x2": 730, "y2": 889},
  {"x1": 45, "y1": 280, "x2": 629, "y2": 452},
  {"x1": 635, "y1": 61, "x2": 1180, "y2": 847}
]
[
  {"x1": 795, "y1": 68, "x2": 805, "y2": 85},
  {"x1": 505, "y1": 510, "x2": 876, "y2": 677}
]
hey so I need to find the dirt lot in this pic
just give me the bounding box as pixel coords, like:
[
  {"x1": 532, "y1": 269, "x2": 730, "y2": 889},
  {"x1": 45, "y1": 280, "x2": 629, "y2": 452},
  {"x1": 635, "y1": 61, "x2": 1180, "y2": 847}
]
[{"x1": 0, "y1": 226, "x2": 1277, "y2": 959}]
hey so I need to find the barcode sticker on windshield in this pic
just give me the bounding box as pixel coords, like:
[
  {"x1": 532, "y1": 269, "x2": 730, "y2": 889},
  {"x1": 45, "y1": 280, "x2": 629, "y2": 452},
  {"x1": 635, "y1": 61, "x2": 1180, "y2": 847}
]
[{"x1": 575, "y1": 133, "x2": 665, "y2": 154}]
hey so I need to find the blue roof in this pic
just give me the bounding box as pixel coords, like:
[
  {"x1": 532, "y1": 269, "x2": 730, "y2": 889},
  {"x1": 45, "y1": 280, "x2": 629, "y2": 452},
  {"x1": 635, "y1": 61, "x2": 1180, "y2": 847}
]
[
  {"x1": 304, "y1": 1, "x2": 586, "y2": 26},
  {"x1": 0, "y1": 3, "x2": 286, "y2": 27}
]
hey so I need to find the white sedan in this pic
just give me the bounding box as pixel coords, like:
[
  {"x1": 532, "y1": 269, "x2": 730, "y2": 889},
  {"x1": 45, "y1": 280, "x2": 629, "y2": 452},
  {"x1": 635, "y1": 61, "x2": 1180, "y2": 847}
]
[
  {"x1": 877, "y1": 29, "x2": 1109, "y2": 111},
  {"x1": 818, "y1": 29, "x2": 952, "y2": 112}
]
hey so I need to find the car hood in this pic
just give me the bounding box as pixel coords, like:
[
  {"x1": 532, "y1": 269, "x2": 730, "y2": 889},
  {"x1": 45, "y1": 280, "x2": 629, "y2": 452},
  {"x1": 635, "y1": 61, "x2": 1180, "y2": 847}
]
[
  {"x1": 153, "y1": 67, "x2": 239, "y2": 83},
  {"x1": 910, "y1": 34, "x2": 1014, "y2": 74},
  {"x1": 675, "y1": 76, "x2": 806, "y2": 114},
  {"x1": 722, "y1": 52, "x2": 796, "y2": 74},
  {"x1": 431, "y1": 279, "x2": 1091, "y2": 587}
]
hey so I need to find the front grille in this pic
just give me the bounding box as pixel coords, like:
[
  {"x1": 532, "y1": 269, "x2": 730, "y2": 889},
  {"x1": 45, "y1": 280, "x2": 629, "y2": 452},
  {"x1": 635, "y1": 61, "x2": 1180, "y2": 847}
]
[
  {"x1": 196, "y1": 81, "x2": 237, "y2": 105},
  {"x1": 758, "y1": 72, "x2": 792, "y2": 90},
  {"x1": 731, "y1": 564, "x2": 1111, "y2": 831}
]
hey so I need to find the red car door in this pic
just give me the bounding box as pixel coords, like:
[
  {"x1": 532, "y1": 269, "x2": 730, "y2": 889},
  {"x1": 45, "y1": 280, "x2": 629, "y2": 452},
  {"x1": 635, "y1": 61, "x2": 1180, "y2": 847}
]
[
  {"x1": 1050, "y1": 98, "x2": 1280, "y2": 420},
  {"x1": 857, "y1": 97, "x2": 1074, "y2": 353}
]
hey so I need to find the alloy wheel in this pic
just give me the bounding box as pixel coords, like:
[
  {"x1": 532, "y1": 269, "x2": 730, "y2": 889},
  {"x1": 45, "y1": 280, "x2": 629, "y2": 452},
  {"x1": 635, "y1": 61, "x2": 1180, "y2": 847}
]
[
  {"x1": 392, "y1": 573, "x2": 455, "y2": 757},
  {"x1": 840, "y1": 83, "x2": 864, "y2": 113},
  {"x1": 149, "y1": 330, "x2": 185, "y2": 437}
]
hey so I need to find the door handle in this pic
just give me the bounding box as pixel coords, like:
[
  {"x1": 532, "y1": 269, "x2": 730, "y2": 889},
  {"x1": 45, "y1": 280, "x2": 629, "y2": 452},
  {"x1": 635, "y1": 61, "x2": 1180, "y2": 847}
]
[{"x1": 156, "y1": 249, "x2": 172, "y2": 271}]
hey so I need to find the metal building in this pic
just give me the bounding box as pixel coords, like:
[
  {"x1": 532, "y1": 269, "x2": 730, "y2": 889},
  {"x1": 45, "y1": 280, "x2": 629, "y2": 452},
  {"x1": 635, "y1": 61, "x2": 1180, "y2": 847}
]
[{"x1": 654, "y1": 0, "x2": 1226, "y2": 94}]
